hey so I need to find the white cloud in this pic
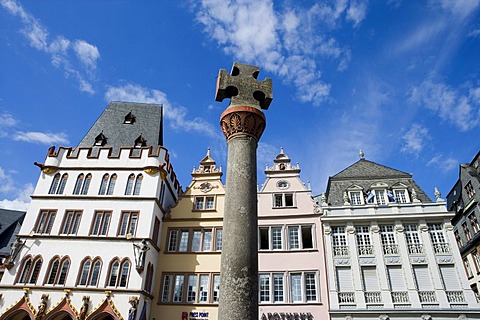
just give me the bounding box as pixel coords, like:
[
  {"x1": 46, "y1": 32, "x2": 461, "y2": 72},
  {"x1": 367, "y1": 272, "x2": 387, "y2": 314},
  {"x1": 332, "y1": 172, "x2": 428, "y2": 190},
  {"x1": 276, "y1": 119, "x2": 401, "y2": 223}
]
[
  {"x1": 0, "y1": 112, "x2": 17, "y2": 127},
  {"x1": 409, "y1": 80, "x2": 480, "y2": 131},
  {"x1": 0, "y1": 183, "x2": 33, "y2": 211},
  {"x1": 469, "y1": 27, "x2": 480, "y2": 37},
  {"x1": 401, "y1": 124, "x2": 430, "y2": 155},
  {"x1": 432, "y1": 0, "x2": 480, "y2": 19},
  {"x1": 427, "y1": 154, "x2": 458, "y2": 172},
  {"x1": 193, "y1": 0, "x2": 357, "y2": 105},
  {"x1": 1, "y1": 0, "x2": 98, "y2": 94},
  {"x1": 73, "y1": 40, "x2": 100, "y2": 70},
  {"x1": 105, "y1": 83, "x2": 218, "y2": 137},
  {"x1": 13, "y1": 131, "x2": 69, "y2": 145}
]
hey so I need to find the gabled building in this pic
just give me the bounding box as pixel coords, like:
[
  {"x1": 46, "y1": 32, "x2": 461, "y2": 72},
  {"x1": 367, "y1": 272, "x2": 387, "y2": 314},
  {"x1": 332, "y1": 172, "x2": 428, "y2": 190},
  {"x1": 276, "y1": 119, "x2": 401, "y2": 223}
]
[
  {"x1": 152, "y1": 149, "x2": 225, "y2": 320},
  {"x1": 0, "y1": 209, "x2": 26, "y2": 282},
  {"x1": 447, "y1": 151, "x2": 480, "y2": 300},
  {"x1": 321, "y1": 154, "x2": 479, "y2": 320},
  {"x1": 257, "y1": 149, "x2": 328, "y2": 320},
  {"x1": 0, "y1": 102, "x2": 181, "y2": 320}
]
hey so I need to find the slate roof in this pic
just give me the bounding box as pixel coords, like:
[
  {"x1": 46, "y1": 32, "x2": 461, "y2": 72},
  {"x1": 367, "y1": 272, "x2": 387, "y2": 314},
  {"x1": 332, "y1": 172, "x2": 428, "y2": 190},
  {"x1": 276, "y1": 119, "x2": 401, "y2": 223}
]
[
  {"x1": 0, "y1": 208, "x2": 26, "y2": 256},
  {"x1": 77, "y1": 101, "x2": 163, "y2": 155},
  {"x1": 326, "y1": 159, "x2": 432, "y2": 206}
]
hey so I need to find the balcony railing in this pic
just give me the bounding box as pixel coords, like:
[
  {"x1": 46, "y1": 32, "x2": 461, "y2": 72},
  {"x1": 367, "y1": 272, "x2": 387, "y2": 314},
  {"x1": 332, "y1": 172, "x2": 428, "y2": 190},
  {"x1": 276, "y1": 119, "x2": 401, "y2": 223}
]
[
  {"x1": 338, "y1": 292, "x2": 355, "y2": 304},
  {"x1": 357, "y1": 245, "x2": 374, "y2": 256},
  {"x1": 446, "y1": 291, "x2": 465, "y2": 303},
  {"x1": 391, "y1": 291, "x2": 409, "y2": 303},
  {"x1": 365, "y1": 292, "x2": 382, "y2": 303},
  {"x1": 333, "y1": 246, "x2": 349, "y2": 257},
  {"x1": 432, "y1": 243, "x2": 450, "y2": 254},
  {"x1": 382, "y1": 244, "x2": 399, "y2": 255},
  {"x1": 418, "y1": 291, "x2": 437, "y2": 303},
  {"x1": 407, "y1": 244, "x2": 424, "y2": 254}
]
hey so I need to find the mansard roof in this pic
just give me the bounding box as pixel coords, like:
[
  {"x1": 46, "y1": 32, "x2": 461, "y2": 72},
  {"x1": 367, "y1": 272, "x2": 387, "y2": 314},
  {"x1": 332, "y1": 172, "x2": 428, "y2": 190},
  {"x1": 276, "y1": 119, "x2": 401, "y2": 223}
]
[
  {"x1": 78, "y1": 101, "x2": 163, "y2": 153},
  {"x1": 326, "y1": 159, "x2": 431, "y2": 206},
  {"x1": 0, "y1": 209, "x2": 26, "y2": 256}
]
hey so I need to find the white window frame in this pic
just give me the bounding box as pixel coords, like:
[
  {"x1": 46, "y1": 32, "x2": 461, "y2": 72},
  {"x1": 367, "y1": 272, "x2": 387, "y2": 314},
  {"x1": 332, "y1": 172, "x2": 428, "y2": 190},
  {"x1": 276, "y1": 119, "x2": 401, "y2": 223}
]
[
  {"x1": 273, "y1": 193, "x2": 295, "y2": 208},
  {"x1": 289, "y1": 272, "x2": 318, "y2": 303},
  {"x1": 194, "y1": 196, "x2": 216, "y2": 210}
]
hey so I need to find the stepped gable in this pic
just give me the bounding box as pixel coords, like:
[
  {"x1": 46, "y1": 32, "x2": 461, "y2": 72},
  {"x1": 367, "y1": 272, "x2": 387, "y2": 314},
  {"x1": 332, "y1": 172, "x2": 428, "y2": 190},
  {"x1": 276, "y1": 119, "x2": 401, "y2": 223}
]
[
  {"x1": 326, "y1": 159, "x2": 432, "y2": 206},
  {"x1": 77, "y1": 101, "x2": 163, "y2": 156},
  {"x1": 0, "y1": 209, "x2": 26, "y2": 257}
]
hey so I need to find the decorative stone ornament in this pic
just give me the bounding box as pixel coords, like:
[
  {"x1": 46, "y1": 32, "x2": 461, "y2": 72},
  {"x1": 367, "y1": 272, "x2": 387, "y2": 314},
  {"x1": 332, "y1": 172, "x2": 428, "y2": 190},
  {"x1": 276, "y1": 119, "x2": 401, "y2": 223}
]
[
  {"x1": 220, "y1": 106, "x2": 266, "y2": 141},
  {"x1": 35, "y1": 294, "x2": 49, "y2": 320}
]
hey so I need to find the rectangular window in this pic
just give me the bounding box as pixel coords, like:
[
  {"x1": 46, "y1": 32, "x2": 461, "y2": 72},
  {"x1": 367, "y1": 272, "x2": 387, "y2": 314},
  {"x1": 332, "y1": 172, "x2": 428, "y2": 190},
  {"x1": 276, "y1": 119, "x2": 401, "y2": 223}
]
[
  {"x1": 187, "y1": 275, "x2": 197, "y2": 302},
  {"x1": 259, "y1": 274, "x2": 270, "y2": 302},
  {"x1": 349, "y1": 191, "x2": 363, "y2": 205},
  {"x1": 464, "y1": 258, "x2": 473, "y2": 278},
  {"x1": 465, "y1": 181, "x2": 475, "y2": 199},
  {"x1": 305, "y1": 272, "x2": 317, "y2": 302},
  {"x1": 203, "y1": 229, "x2": 212, "y2": 251},
  {"x1": 260, "y1": 227, "x2": 270, "y2": 250},
  {"x1": 199, "y1": 274, "x2": 209, "y2": 302},
  {"x1": 194, "y1": 196, "x2": 215, "y2": 210},
  {"x1": 213, "y1": 274, "x2": 220, "y2": 303},
  {"x1": 290, "y1": 273, "x2": 302, "y2": 302},
  {"x1": 60, "y1": 210, "x2": 82, "y2": 234},
  {"x1": 192, "y1": 230, "x2": 202, "y2": 252},
  {"x1": 215, "y1": 229, "x2": 223, "y2": 251},
  {"x1": 394, "y1": 190, "x2": 408, "y2": 203},
  {"x1": 173, "y1": 275, "x2": 185, "y2": 302},
  {"x1": 168, "y1": 230, "x2": 178, "y2": 252},
  {"x1": 375, "y1": 190, "x2": 386, "y2": 205},
  {"x1": 118, "y1": 211, "x2": 139, "y2": 236},
  {"x1": 356, "y1": 226, "x2": 373, "y2": 256},
  {"x1": 455, "y1": 230, "x2": 463, "y2": 248},
  {"x1": 472, "y1": 251, "x2": 480, "y2": 273},
  {"x1": 463, "y1": 222, "x2": 472, "y2": 241},
  {"x1": 179, "y1": 231, "x2": 189, "y2": 252},
  {"x1": 380, "y1": 225, "x2": 398, "y2": 255},
  {"x1": 273, "y1": 273, "x2": 284, "y2": 302},
  {"x1": 259, "y1": 226, "x2": 283, "y2": 250},
  {"x1": 288, "y1": 226, "x2": 300, "y2": 249},
  {"x1": 152, "y1": 217, "x2": 161, "y2": 247},
  {"x1": 288, "y1": 272, "x2": 318, "y2": 303},
  {"x1": 332, "y1": 226, "x2": 348, "y2": 256},
  {"x1": 35, "y1": 210, "x2": 57, "y2": 234},
  {"x1": 273, "y1": 193, "x2": 295, "y2": 208},
  {"x1": 272, "y1": 227, "x2": 282, "y2": 250},
  {"x1": 90, "y1": 211, "x2": 111, "y2": 236},
  {"x1": 287, "y1": 225, "x2": 314, "y2": 250},
  {"x1": 469, "y1": 213, "x2": 480, "y2": 234}
]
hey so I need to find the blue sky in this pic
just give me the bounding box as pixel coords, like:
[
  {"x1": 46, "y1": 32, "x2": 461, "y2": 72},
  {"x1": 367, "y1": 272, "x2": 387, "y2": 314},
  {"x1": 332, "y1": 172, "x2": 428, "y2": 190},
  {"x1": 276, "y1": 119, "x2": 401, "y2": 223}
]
[{"x1": 1, "y1": 0, "x2": 479, "y2": 210}]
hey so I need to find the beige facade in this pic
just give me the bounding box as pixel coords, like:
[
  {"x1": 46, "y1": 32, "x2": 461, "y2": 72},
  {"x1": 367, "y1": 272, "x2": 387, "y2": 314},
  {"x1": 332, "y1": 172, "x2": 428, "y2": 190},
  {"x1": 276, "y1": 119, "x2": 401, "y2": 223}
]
[{"x1": 151, "y1": 150, "x2": 224, "y2": 320}]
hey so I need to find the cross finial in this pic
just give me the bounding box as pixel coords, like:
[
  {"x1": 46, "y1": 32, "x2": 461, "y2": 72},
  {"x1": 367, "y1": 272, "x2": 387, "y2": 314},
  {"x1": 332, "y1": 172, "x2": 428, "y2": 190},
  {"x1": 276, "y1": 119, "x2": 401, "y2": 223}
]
[{"x1": 216, "y1": 62, "x2": 273, "y2": 110}]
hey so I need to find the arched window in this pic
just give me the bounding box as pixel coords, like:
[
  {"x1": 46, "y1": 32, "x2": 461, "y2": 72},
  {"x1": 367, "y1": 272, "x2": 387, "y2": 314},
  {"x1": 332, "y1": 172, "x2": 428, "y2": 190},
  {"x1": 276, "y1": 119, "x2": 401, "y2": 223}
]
[
  {"x1": 133, "y1": 174, "x2": 143, "y2": 195},
  {"x1": 49, "y1": 174, "x2": 60, "y2": 194},
  {"x1": 125, "y1": 174, "x2": 135, "y2": 195},
  {"x1": 73, "y1": 174, "x2": 85, "y2": 195},
  {"x1": 46, "y1": 257, "x2": 70, "y2": 285},
  {"x1": 107, "y1": 259, "x2": 130, "y2": 287},
  {"x1": 99, "y1": 174, "x2": 109, "y2": 195},
  {"x1": 56, "y1": 173, "x2": 68, "y2": 194},
  {"x1": 106, "y1": 174, "x2": 117, "y2": 195},
  {"x1": 58, "y1": 259, "x2": 70, "y2": 285},
  {"x1": 47, "y1": 258, "x2": 60, "y2": 284},
  {"x1": 90, "y1": 259, "x2": 102, "y2": 286},
  {"x1": 17, "y1": 256, "x2": 43, "y2": 284},
  {"x1": 78, "y1": 259, "x2": 91, "y2": 286},
  {"x1": 81, "y1": 174, "x2": 92, "y2": 195}
]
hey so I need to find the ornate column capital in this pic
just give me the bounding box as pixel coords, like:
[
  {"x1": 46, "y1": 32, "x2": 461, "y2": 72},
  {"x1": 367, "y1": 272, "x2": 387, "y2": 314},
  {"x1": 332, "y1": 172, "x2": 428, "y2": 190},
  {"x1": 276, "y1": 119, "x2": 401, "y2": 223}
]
[{"x1": 220, "y1": 106, "x2": 266, "y2": 141}]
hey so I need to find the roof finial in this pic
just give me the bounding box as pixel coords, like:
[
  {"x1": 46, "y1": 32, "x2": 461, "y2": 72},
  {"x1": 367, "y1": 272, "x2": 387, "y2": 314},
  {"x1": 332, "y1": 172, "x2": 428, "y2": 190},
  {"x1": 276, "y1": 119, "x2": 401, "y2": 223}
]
[
  {"x1": 207, "y1": 148, "x2": 211, "y2": 157},
  {"x1": 359, "y1": 149, "x2": 365, "y2": 159},
  {"x1": 280, "y1": 147, "x2": 284, "y2": 154}
]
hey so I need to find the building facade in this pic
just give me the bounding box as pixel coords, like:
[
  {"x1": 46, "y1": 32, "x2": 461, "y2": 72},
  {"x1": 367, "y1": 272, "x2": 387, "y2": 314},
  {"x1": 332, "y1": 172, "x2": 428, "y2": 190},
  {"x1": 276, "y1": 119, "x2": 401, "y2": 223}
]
[
  {"x1": 151, "y1": 149, "x2": 225, "y2": 320},
  {"x1": 0, "y1": 102, "x2": 181, "y2": 320},
  {"x1": 321, "y1": 156, "x2": 479, "y2": 320},
  {"x1": 257, "y1": 149, "x2": 329, "y2": 320},
  {"x1": 0, "y1": 209, "x2": 26, "y2": 282},
  {"x1": 447, "y1": 151, "x2": 480, "y2": 301}
]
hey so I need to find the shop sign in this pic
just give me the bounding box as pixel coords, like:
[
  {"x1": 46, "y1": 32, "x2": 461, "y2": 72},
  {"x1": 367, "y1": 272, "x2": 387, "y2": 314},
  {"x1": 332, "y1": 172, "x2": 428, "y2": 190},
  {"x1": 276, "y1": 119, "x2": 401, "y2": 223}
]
[
  {"x1": 261, "y1": 312, "x2": 313, "y2": 320},
  {"x1": 181, "y1": 311, "x2": 209, "y2": 320}
]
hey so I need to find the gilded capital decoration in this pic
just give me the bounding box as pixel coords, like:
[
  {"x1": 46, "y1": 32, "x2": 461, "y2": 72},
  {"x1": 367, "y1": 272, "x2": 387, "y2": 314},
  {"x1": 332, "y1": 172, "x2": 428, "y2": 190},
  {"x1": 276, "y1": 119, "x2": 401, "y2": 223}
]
[{"x1": 220, "y1": 106, "x2": 266, "y2": 141}]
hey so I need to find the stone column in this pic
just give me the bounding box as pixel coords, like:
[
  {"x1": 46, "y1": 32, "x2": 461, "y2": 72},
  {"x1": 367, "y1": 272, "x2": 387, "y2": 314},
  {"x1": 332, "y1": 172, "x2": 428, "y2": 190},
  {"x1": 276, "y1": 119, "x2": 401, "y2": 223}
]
[{"x1": 215, "y1": 62, "x2": 273, "y2": 320}]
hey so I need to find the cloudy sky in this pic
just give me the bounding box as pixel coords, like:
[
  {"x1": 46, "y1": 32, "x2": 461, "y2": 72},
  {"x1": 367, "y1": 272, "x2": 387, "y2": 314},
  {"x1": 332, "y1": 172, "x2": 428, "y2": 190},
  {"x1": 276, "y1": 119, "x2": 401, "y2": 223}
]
[{"x1": 1, "y1": 0, "x2": 479, "y2": 210}]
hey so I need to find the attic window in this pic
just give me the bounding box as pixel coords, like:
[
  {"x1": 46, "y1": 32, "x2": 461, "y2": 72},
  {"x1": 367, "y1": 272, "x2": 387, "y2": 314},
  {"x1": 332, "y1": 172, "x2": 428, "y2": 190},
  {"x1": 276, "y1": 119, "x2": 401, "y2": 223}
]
[
  {"x1": 94, "y1": 132, "x2": 107, "y2": 146},
  {"x1": 134, "y1": 134, "x2": 147, "y2": 148},
  {"x1": 124, "y1": 111, "x2": 136, "y2": 124}
]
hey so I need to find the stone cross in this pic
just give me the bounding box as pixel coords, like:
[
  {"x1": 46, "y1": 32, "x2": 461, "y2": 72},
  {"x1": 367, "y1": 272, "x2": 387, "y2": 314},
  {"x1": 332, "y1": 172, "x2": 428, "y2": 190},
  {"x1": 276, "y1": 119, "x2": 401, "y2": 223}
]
[{"x1": 216, "y1": 62, "x2": 273, "y2": 110}]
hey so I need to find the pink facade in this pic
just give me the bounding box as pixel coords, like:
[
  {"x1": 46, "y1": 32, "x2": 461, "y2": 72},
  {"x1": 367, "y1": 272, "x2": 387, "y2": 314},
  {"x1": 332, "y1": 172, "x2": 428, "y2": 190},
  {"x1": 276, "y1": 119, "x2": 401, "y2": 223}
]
[{"x1": 257, "y1": 149, "x2": 329, "y2": 320}]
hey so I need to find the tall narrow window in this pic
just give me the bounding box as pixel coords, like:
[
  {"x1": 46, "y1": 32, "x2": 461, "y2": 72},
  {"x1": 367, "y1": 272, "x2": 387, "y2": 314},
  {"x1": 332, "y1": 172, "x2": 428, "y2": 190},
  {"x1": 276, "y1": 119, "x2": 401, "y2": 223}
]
[
  {"x1": 49, "y1": 174, "x2": 60, "y2": 194},
  {"x1": 133, "y1": 174, "x2": 143, "y2": 195},
  {"x1": 81, "y1": 174, "x2": 91, "y2": 195},
  {"x1": 29, "y1": 258, "x2": 42, "y2": 284},
  {"x1": 199, "y1": 274, "x2": 209, "y2": 302},
  {"x1": 213, "y1": 274, "x2": 220, "y2": 303},
  {"x1": 107, "y1": 174, "x2": 117, "y2": 195},
  {"x1": 152, "y1": 217, "x2": 161, "y2": 246},
  {"x1": 405, "y1": 224, "x2": 423, "y2": 254},
  {"x1": 380, "y1": 225, "x2": 398, "y2": 255},
  {"x1": 332, "y1": 226, "x2": 348, "y2": 256},
  {"x1": 203, "y1": 230, "x2": 212, "y2": 251},
  {"x1": 215, "y1": 229, "x2": 223, "y2": 251},
  {"x1": 273, "y1": 273, "x2": 284, "y2": 302},
  {"x1": 73, "y1": 174, "x2": 84, "y2": 195},
  {"x1": 168, "y1": 230, "x2": 178, "y2": 252},
  {"x1": 47, "y1": 259, "x2": 60, "y2": 284},
  {"x1": 259, "y1": 274, "x2": 270, "y2": 302},
  {"x1": 99, "y1": 174, "x2": 109, "y2": 195},
  {"x1": 79, "y1": 260, "x2": 91, "y2": 286},
  {"x1": 192, "y1": 230, "x2": 202, "y2": 252},
  {"x1": 55, "y1": 174, "x2": 68, "y2": 194},
  {"x1": 290, "y1": 273, "x2": 302, "y2": 302},
  {"x1": 108, "y1": 261, "x2": 120, "y2": 286},
  {"x1": 125, "y1": 174, "x2": 135, "y2": 195},
  {"x1": 89, "y1": 259, "x2": 101, "y2": 286},
  {"x1": 118, "y1": 261, "x2": 130, "y2": 287},
  {"x1": 173, "y1": 275, "x2": 185, "y2": 302},
  {"x1": 187, "y1": 275, "x2": 198, "y2": 302},
  {"x1": 57, "y1": 259, "x2": 70, "y2": 285},
  {"x1": 428, "y1": 223, "x2": 449, "y2": 254},
  {"x1": 179, "y1": 231, "x2": 189, "y2": 252},
  {"x1": 288, "y1": 226, "x2": 300, "y2": 250},
  {"x1": 356, "y1": 226, "x2": 373, "y2": 256},
  {"x1": 305, "y1": 272, "x2": 317, "y2": 302},
  {"x1": 374, "y1": 190, "x2": 386, "y2": 205},
  {"x1": 162, "y1": 274, "x2": 173, "y2": 302}
]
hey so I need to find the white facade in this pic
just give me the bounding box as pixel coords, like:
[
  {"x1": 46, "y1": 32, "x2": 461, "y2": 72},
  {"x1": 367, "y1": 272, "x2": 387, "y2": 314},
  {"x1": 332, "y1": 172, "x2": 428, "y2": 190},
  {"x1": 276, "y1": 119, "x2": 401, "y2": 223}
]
[
  {"x1": 322, "y1": 158, "x2": 480, "y2": 320},
  {"x1": 0, "y1": 145, "x2": 181, "y2": 320}
]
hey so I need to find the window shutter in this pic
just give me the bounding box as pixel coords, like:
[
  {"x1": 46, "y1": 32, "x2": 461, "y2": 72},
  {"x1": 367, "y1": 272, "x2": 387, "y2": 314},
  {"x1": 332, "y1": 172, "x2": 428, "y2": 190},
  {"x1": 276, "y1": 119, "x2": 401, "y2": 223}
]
[
  {"x1": 387, "y1": 266, "x2": 407, "y2": 291},
  {"x1": 336, "y1": 267, "x2": 354, "y2": 291},
  {"x1": 439, "y1": 264, "x2": 461, "y2": 290},
  {"x1": 413, "y1": 265, "x2": 434, "y2": 291},
  {"x1": 362, "y1": 266, "x2": 379, "y2": 291}
]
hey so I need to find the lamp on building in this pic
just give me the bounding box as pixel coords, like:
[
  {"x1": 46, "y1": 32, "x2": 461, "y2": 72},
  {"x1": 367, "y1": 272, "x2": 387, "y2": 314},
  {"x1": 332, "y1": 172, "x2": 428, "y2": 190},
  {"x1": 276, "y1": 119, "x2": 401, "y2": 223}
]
[
  {"x1": 133, "y1": 239, "x2": 150, "y2": 273},
  {"x1": 6, "y1": 237, "x2": 26, "y2": 269}
]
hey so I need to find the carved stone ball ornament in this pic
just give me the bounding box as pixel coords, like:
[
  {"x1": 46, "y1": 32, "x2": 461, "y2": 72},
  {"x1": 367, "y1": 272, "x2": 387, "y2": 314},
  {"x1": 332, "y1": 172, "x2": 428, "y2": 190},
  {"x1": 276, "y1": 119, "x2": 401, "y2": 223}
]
[{"x1": 220, "y1": 106, "x2": 266, "y2": 141}]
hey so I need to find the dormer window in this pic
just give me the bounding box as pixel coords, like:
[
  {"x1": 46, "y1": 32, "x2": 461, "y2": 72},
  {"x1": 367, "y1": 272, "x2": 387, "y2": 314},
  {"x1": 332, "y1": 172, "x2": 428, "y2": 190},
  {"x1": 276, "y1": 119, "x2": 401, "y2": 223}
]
[
  {"x1": 391, "y1": 183, "x2": 410, "y2": 203},
  {"x1": 94, "y1": 132, "x2": 107, "y2": 146},
  {"x1": 465, "y1": 181, "x2": 475, "y2": 199},
  {"x1": 346, "y1": 185, "x2": 364, "y2": 205},
  {"x1": 124, "y1": 111, "x2": 136, "y2": 124},
  {"x1": 134, "y1": 134, "x2": 147, "y2": 148}
]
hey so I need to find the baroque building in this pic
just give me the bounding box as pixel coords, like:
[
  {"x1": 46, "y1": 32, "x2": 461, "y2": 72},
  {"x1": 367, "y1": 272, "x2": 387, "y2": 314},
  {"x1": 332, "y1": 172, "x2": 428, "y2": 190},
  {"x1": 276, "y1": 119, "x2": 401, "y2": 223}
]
[
  {"x1": 321, "y1": 154, "x2": 479, "y2": 320},
  {"x1": 0, "y1": 102, "x2": 181, "y2": 320},
  {"x1": 447, "y1": 151, "x2": 480, "y2": 300}
]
